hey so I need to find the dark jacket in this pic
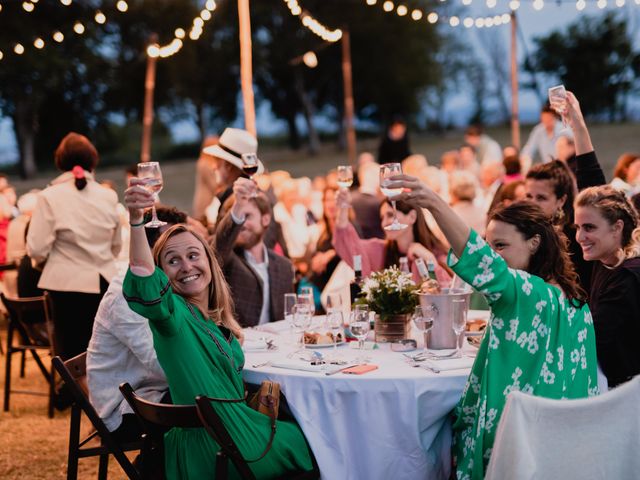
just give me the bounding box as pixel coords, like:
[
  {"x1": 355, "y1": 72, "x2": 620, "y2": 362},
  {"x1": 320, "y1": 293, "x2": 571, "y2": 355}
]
[{"x1": 212, "y1": 211, "x2": 294, "y2": 328}]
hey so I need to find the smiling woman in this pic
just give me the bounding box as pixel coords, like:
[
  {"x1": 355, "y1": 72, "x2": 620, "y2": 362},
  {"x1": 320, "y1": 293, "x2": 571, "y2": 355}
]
[{"x1": 120, "y1": 178, "x2": 314, "y2": 479}]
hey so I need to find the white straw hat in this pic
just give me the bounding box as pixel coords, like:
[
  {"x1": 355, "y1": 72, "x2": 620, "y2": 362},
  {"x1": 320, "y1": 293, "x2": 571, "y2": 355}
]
[{"x1": 202, "y1": 128, "x2": 265, "y2": 174}]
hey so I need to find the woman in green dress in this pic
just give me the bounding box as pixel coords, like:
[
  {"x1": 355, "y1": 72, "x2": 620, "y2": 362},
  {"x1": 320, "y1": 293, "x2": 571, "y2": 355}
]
[
  {"x1": 385, "y1": 175, "x2": 599, "y2": 479},
  {"x1": 122, "y1": 178, "x2": 314, "y2": 479}
]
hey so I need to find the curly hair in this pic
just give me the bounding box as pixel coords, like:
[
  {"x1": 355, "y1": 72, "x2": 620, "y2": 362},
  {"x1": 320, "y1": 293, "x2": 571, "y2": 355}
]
[
  {"x1": 489, "y1": 201, "x2": 586, "y2": 307},
  {"x1": 575, "y1": 185, "x2": 640, "y2": 264},
  {"x1": 152, "y1": 224, "x2": 242, "y2": 339},
  {"x1": 526, "y1": 160, "x2": 577, "y2": 226}
]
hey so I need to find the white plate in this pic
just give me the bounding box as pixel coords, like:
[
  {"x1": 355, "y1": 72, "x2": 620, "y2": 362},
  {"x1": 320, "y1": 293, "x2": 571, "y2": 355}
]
[{"x1": 304, "y1": 341, "x2": 346, "y2": 349}]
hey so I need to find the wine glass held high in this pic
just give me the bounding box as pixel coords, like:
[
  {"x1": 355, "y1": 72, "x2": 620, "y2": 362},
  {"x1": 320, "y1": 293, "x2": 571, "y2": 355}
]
[
  {"x1": 137, "y1": 161, "x2": 167, "y2": 228},
  {"x1": 241, "y1": 153, "x2": 260, "y2": 197},
  {"x1": 380, "y1": 163, "x2": 408, "y2": 231}
]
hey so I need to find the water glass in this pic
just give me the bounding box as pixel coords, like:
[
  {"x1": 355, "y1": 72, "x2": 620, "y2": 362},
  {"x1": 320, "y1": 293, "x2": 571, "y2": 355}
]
[
  {"x1": 326, "y1": 309, "x2": 344, "y2": 354},
  {"x1": 284, "y1": 293, "x2": 297, "y2": 341},
  {"x1": 298, "y1": 287, "x2": 316, "y2": 317},
  {"x1": 350, "y1": 305, "x2": 370, "y2": 361},
  {"x1": 292, "y1": 303, "x2": 313, "y2": 350},
  {"x1": 451, "y1": 298, "x2": 468, "y2": 358},
  {"x1": 412, "y1": 305, "x2": 435, "y2": 356}
]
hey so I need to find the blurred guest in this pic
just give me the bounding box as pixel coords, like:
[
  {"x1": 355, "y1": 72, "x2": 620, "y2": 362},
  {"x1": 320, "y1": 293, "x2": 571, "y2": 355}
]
[
  {"x1": 521, "y1": 104, "x2": 565, "y2": 171},
  {"x1": 27, "y1": 132, "x2": 121, "y2": 361},
  {"x1": 273, "y1": 178, "x2": 315, "y2": 259},
  {"x1": 490, "y1": 180, "x2": 526, "y2": 209},
  {"x1": 334, "y1": 189, "x2": 451, "y2": 285},
  {"x1": 479, "y1": 160, "x2": 506, "y2": 213},
  {"x1": 2, "y1": 185, "x2": 19, "y2": 219},
  {"x1": 440, "y1": 150, "x2": 460, "y2": 174},
  {"x1": 610, "y1": 152, "x2": 640, "y2": 195},
  {"x1": 575, "y1": 186, "x2": 640, "y2": 388},
  {"x1": 87, "y1": 206, "x2": 184, "y2": 443},
  {"x1": 459, "y1": 144, "x2": 480, "y2": 177},
  {"x1": 503, "y1": 154, "x2": 523, "y2": 183},
  {"x1": 378, "y1": 116, "x2": 411, "y2": 164},
  {"x1": 503, "y1": 145, "x2": 519, "y2": 158},
  {"x1": 464, "y1": 125, "x2": 502, "y2": 164},
  {"x1": 351, "y1": 162, "x2": 384, "y2": 239},
  {"x1": 352, "y1": 152, "x2": 376, "y2": 189},
  {"x1": 192, "y1": 135, "x2": 220, "y2": 225},
  {"x1": 449, "y1": 171, "x2": 486, "y2": 236},
  {"x1": 213, "y1": 179, "x2": 294, "y2": 327},
  {"x1": 402, "y1": 154, "x2": 428, "y2": 177},
  {"x1": 555, "y1": 134, "x2": 577, "y2": 175}
]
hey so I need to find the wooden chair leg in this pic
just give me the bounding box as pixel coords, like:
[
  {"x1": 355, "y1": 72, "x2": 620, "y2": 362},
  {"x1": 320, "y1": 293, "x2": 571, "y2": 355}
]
[
  {"x1": 48, "y1": 364, "x2": 55, "y2": 419},
  {"x1": 20, "y1": 350, "x2": 26, "y2": 378},
  {"x1": 3, "y1": 327, "x2": 13, "y2": 412},
  {"x1": 98, "y1": 453, "x2": 109, "y2": 480},
  {"x1": 67, "y1": 405, "x2": 81, "y2": 480}
]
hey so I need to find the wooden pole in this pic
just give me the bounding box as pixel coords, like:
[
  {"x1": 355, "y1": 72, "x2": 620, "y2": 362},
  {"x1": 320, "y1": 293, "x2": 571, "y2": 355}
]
[
  {"x1": 341, "y1": 28, "x2": 357, "y2": 169},
  {"x1": 141, "y1": 34, "x2": 158, "y2": 163},
  {"x1": 510, "y1": 12, "x2": 520, "y2": 149},
  {"x1": 238, "y1": 0, "x2": 256, "y2": 137}
]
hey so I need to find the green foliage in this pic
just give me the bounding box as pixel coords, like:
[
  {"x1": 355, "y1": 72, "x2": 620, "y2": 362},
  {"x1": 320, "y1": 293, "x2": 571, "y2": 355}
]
[{"x1": 529, "y1": 12, "x2": 640, "y2": 120}]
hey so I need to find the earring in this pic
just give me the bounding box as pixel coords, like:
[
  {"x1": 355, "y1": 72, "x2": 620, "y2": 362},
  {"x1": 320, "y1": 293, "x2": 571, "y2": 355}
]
[{"x1": 553, "y1": 208, "x2": 565, "y2": 223}]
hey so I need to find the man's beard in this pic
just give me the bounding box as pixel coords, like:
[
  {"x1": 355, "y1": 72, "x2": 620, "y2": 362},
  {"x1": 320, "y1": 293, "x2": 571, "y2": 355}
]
[{"x1": 236, "y1": 227, "x2": 264, "y2": 250}]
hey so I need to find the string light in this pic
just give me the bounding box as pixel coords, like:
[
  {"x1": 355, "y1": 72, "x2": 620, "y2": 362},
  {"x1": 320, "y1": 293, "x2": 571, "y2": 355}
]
[
  {"x1": 396, "y1": 4, "x2": 408, "y2": 15},
  {"x1": 205, "y1": 0, "x2": 216, "y2": 10},
  {"x1": 0, "y1": 51, "x2": 3, "y2": 60},
  {"x1": 576, "y1": 0, "x2": 586, "y2": 9},
  {"x1": 366, "y1": 0, "x2": 377, "y2": 4},
  {"x1": 22, "y1": 2, "x2": 34, "y2": 12},
  {"x1": 73, "y1": 22, "x2": 85, "y2": 34},
  {"x1": 533, "y1": 0, "x2": 544, "y2": 10},
  {"x1": 597, "y1": 0, "x2": 607, "y2": 7},
  {"x1": 14, "y1": 43, "x2": 25, "y2": 54},
  {"x1": 486, "y1": 0, "x2": 497, "y2": 7},
  {"x1": 53, "y1": 31, "x2": 64, "y2": 43},
  {"x1": 33, "y1": 37, "x2": 44, "y2": 49},
  {"x1": 411, "y1": 9, "x2": 423, "y2": 20},
  {"x1": 283, "y1": 1, "x2": 343, "y2": 42},
  {"x1": 509, "y1": 0, "x2": 520, "y2": 10},
  {"x1": 60, "y1": 0, "x2": 71, "y2": 5},
  {"x1": 116, "y1": 1, "x2": 128, "y2": 12},
  {"x1": 427, "y1": 12, "x2": 438, "y2": 23},
  {"x1": 95, "y1": 11, "x2": 106, "y2": 24},
  {"x1": 383, "y1": 1, "x2": 394, "y2": 12}
]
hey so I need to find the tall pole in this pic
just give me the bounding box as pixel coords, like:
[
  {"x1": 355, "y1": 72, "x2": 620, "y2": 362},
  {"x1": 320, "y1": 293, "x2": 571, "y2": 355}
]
[
  {"x1": 141, "y1": 34, "x2": 158, "y2": 163},
  {"x1": 341, "y1": 27, "x2": 357, "y2": 169},
  {"x1": 238, "y1": 0, "x2": 256, "y2": 137},
  {"x1": 510, "y1": 12, "x2": 520, "y2": 149}
]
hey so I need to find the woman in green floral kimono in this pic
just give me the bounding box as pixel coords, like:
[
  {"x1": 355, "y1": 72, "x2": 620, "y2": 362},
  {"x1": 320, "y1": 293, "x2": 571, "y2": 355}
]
[
  {"x1": 122, "y1": 178, "x2": 313, "y2": 479},
  {"x1": 385, "y1": 175, "x2": 599, "y2": 479}
]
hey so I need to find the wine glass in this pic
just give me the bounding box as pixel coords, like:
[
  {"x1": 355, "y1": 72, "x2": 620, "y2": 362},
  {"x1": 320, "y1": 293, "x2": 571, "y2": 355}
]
[
  {"x1": 292, "y1": 303, "x2": 313, "y2": 351},
  {"x1": 241, "y1": 153, "x2": 259, "y2": 197},
  {"x1": 349, "y1": 305, "x2": 370, "y2": 362},
  {"x1": 137, "y1": 161, "x2": 167, "y2": 228},
  {"x1": 298, "y1": 287, "x2": 316, "y2": 317},
  {"x1": 548, "y1": 85, "x2": 569, "y2": 129},
  {"x1": 412, "y1": 305, "x2": 436, "y2": 357},
  {"x1": 337, "y1": 165, "x2": 353, "y2": 189},
  {"x1": 451, "y1": 298, "x2": 468, "y2": 358},
  {"x1": 379, "y1": 163, "x2": 408, "y2": 231},
  {"x1": 326, "y1": 309, "x2": 344, "y2": 357},
  {"x1": 284, "y1": 293, "x2": 297, "y2": 342}
]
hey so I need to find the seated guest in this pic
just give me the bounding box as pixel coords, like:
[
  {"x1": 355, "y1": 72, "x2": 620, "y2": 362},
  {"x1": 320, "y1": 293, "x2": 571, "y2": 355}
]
[
  {"x1": 575, "y1": 186, "x2": 640, "y2": 388},
  {"x1": 122, "y1": 179, "x2": 313, "y2": 478},
  {"x1": 555, "y1": 134, "x2": 577, "y2": 175},
  {"x1": 490, "y1": 180, "x2": 526, "y2": 210},
  {"x1": 87, "y1": 206, "x2": 186, "y2": 442},
  {"x1": 213, "y1": 178, "x2": 295, "y2": 327},
  {"x1": 350, "y1": 162, "x2": 384, "y2": 239},
  {"x1": 449, "y1": 171, "x2": 486, "y2": 237},
  {"x1": 333, "y1": 189, "x2": 451, "y2": 285},
  {"x1": 386, "y1": 174, "x2": 598, "y2": 479},
  {"x1": 610, "y1": 152, "x2": 640, "y2": 195}
]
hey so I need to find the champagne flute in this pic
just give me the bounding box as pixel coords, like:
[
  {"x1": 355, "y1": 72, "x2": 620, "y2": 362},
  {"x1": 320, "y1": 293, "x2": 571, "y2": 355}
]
[
  {"x1": 412, "y1": 305, "x2": 435, "y2": 357},
  {"x1": 548, "y1": 85, "x2": 569, "y2": 129},
  {"x1": 292, "y1": 303, "x2": 312, "y2": 351},
  {"x1": 298, "y1": 286, "x2": 316, "y2": 317},
  {"x1": 241, "y1": 153, "x2": 260, "y2": 197},
  {"x1": 325, "y1": 293, "x2": 344, "y2": 353},
  {"x1": 137, "y1": 161, "x2": 167, "y2": 228},
  {"x1": 451, "y1": 298, "x2": 468, "y2": 358},
  {"x1": 349, "y1": 305, "x2": 370, "y2": 362},
  {"x1": 284, "y1": 293, "x2": 297, "y2": 343},
  {"x1": 379, "y1": 163, "x2": 408, "y2": 231}
]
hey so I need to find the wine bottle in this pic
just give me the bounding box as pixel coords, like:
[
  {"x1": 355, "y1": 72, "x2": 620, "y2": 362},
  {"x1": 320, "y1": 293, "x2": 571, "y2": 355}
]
[
  {"x1": 399, "y1": 256, "x2": 410, "y2": 274},
  {"x1": 350, "y1": 254, "x2": 363, "y2": 305},
  {"x1": 416, "y1": 258, "x2": 441, "y2": 294}
]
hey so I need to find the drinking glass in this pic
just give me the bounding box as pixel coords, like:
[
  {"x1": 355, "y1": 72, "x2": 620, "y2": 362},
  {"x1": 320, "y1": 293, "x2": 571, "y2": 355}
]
[
  {"x1": 349, "y1": 305, "x2": 370, "y2": 362},
  {"x1": 379, "y1": 163, "x2": 408, "y2": 231},
  {"x1": 292, "y1": 303, "x2": 312, "y2": 350},
  {"x1": 337, "y1": 165, "x2": 354, "y2": 189},
  {"x1": 137, "y1": 161, "x2": 167, "y2": 228},
  {"x1": 548, "y1": 85, "x2": 568, "y2": 128},
  {"x1": 326, "y1": 309, "x2": 344, "y2": 355},
  {"x1": 241, "y1": 152, "x2": 259, "y2": 197},
  {"x1": 412, "y1": 305, "x2": 435, "y2": 356},
  {"x1": 284, "y1": 293, "x2": 297, "y2": 342},
  {"x1": 298, "y1": 287, "x2": 316, "y2": 317},
  {"x1": 451, "y1": 298, "x2": 468, "y2": 358}
]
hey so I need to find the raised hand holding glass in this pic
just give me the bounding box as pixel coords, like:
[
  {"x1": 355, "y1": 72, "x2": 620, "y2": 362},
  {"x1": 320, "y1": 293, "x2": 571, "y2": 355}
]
[
  {"x1": 137, "y1": 161, "x2": 167, "y2": 228},
  {"x1": 379, "y1": 163, "x2": 408, "y2": 231}
]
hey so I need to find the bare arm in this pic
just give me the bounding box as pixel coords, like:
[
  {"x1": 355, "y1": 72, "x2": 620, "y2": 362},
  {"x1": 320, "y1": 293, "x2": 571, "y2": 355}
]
[
  {"x1": 564, "y1": 91, "x2": 593, "y2": 156},
  {"x1": 124, "y1": 178, "x2": 155, "y2": 276},
  {"x1": 335, "y1": 188, "x2": 351, "y2": 228},
  {"x1": 384, "y1": 175, "x2": 470, "y2": 257}
]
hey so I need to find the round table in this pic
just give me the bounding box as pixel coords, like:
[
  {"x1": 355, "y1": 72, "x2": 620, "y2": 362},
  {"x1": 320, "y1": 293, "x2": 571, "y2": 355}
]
[{"x1": 242, "y1": 314, "x2": 487, "y2": 480}]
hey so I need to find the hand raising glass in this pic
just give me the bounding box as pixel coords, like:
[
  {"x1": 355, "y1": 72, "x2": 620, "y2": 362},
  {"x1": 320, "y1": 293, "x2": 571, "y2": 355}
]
[
  {"x1": 380, "y1": 163, "x2": 408, "y2": 231},
  {"x1": 137, "y1": 162, "x2": 167, "y2": 228}
]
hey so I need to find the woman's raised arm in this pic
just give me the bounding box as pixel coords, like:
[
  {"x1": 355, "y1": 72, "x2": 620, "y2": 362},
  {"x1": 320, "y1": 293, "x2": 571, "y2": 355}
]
[{"x1": 124, "y1": 178, "x2": 156, "y2": 276}]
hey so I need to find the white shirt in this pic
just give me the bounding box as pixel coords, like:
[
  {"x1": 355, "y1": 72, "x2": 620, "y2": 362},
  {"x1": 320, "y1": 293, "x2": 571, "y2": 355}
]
[
  {"x1": 244, "y1": 244, "x2": 271, "y2": 325},
  {"x1": 521, "y1": 121, "x2": 567, "y2": 164}
]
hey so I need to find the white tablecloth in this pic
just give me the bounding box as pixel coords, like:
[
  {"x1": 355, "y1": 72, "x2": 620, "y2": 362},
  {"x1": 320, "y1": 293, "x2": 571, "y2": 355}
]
[{"x1": 242, "y1": 312, "x2": 489, "y2": 480}]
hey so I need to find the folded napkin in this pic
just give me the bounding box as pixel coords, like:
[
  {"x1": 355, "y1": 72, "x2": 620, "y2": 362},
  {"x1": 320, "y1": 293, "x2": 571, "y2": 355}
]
[
  {"x1": 425, "y1": 356, "x2": 475, "y2": 371},
  {"x1": 270, "y1": 361, "x2": 326, "y2": 373},
  {"x1": 243, "y1": 340, "x2": 270, "y2": 352}
]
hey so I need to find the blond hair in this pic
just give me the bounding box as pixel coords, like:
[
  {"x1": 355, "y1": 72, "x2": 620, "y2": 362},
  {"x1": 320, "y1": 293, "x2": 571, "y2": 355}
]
[
  {"x1": 152, "y1": 224, "x2": 242, "y2": 338},
  {"x1": 575, "y1": 185, "x2": 640, "y2": 264}
]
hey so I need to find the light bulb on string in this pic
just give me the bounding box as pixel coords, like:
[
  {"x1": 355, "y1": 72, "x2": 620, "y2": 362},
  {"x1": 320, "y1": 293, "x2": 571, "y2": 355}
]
[
  {"x1": 462, "y1": 0, "x2": 472, "y2": 5},
  {"x1": 201, "y1": 9, "x2": 211, "y2": 20},
  {"x1": 615, "y1": 0, "x2": 625, "y2": 6},
  {"x1": 205, "y1": 0, "x2": 216, "y2": 10},
  {"x1": 533, "y1": 0, "x2": 544, "y2": 10},
  {"x1": 60, "y1": 0, "x2": 71, "y2": 5},
  {"x1": 116, "y1": 1, "x2": 128, "y2": 12},
  {"x1": 396, "y1": 4, "x2": 408, "y2": 15},
  {"x1": 576, "y1": 0, "x2": 586, "y2": 9},
  {"x1": 485, "y1": 17, "x2": 494, "y2": 27},
  {"x1": 34, "y1": 38, "x2": 44, "y2": 49},
  {"x1": 175, "y1": 28, "x2": 185, "y2": 39},
  {"x1": 501, "y1": 13, "x2": 511, "y2": 23},
  {"x1": 53, "y1": 31, "x2": 64, "y2": 42},
  {"x1": 464, "y1": 17, "x2": 474, "y2": 28},
  {"x1": 193, "y1": 17, "x2": 204, "y2": 28},
  {"x1": 366, "y1": 0, "x2": 377, "y2": 4},
  {"x1": 411, "y1": 9, "x2": 422, "y2": 20},
  {"x1": 73, "y1": 22, "x2": 85, "y2": 34},
  {"x1": 486, "y1": 0, "x2": 497, "y2": 7},
  {"x1": 22, "y1": 2, "x2": 34, "y2": 12},
  {"x1": 14, "y1": 43, "x2": 25, "y2": 54},
  {"x1": 95, "y1": 11, "x2": 106, "y2": 24},
  {"x1": 383, "y1": 1, "x2": 394, "y2": 12},
  {"x1": 427, "y1": 12, "x2": 438, "y2": 23},
  {"x1": 449, "y1": 16, "x2": 460, "y2": 27},
  {"x1": 303, "y1": 51, "x2": 318, "y2": 68},
  {"x1": 509, "y1": 0, "x2": 520, "y2": 9},
  {"x1": 597, "y1": 0, "x2": 607, "y2": 7},
  {"x1": 0, "y1": 51, "x2": 3, "y2": 61}
]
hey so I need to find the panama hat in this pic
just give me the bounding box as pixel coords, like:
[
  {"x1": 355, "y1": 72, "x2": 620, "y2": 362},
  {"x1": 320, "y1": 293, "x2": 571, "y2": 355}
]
[{"x1": 202, "y1": 128, "x2": 265, "y2": 175}]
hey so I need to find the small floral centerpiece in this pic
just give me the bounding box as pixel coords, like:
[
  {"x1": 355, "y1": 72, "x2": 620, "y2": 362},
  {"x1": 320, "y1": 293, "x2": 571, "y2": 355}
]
[{"x1": 357, "y1": 266, "x2": 419, "y2": 341}]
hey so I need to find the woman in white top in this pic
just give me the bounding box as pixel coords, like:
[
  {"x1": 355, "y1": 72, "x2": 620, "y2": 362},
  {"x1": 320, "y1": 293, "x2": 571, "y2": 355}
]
[{"x1": 27, "y1": 133, "x2": 121, "y2": 360}]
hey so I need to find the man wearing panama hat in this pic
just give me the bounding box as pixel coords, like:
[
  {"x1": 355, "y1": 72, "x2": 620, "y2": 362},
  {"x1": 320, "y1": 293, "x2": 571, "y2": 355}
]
[{"x1": 202, "y1": 128, "x2": 265, "y2": 210}]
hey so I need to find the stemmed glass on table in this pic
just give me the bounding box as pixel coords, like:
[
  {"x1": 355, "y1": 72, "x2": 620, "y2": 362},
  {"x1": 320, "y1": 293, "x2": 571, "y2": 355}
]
[
  {"x1": 349, "y1": 305, "x2": 370, "y2": 363},
  {"x1": 412, "y1": 304, "x2": 436, "y2": 358},
  {"x1": 292, "y1": 303, "x2": 313, "y2": 351},
  {"x1": 137, "y1": 161, "x2": 167, "y2": 228},
  {"x1": 379, "y1": 163, "x2": 408, "y2": 231},
  {"x1": 298, "y1": 287, "x2": 316, "y2": 317},
  {"x1": 451, "y1": 298, "x2": 468, "y2": 358},
  {"x1": 284, "y1": 293, "x2": 298, "y2": 343},
  {"x1": 241, "y1": 153, "x2": 260, "y2": 197},
  {"x1": 325, "y1": 293, "x2": 344, "y2": 357}
]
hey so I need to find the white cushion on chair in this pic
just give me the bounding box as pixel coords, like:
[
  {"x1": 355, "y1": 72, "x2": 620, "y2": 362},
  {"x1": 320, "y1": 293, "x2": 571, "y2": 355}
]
[{"x1": 485, "y1": 375, "x2": 640, "y2": 480}]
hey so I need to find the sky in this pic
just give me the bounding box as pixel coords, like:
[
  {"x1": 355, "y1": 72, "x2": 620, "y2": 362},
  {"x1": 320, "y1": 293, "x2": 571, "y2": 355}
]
[{"x1": 1, "y1": 3, "x2": 639, "y2": 164}]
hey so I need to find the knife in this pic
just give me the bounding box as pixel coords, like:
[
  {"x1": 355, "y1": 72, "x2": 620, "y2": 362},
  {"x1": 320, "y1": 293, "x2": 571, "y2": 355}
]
[{"x1": 325, "y1": 364, "x2": 360, "y2": 376}]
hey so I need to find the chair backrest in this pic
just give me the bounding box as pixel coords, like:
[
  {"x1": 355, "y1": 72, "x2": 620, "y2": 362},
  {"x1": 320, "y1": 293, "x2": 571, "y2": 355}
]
[
  {"x1": 0, "y1": 292, "x2": 53, "y2": 346},
  {"x1": 485, "y1": 376, "x2": 640, "y2": 480},
  {"x1": 195, "y1": 395, "x2": 256, "y2": 480},
  {"x1": 119, "y1": 383, "x2": 201, "y2": 429}
]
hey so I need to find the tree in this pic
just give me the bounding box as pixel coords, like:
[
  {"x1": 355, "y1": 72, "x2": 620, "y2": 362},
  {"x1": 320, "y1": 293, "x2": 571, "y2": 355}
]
[{"x1": 528, "y1": 12, "x2": 640, "y2": 121}]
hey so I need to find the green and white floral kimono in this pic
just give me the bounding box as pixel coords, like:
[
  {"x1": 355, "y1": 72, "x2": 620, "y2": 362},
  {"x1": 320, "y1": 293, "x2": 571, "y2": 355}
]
[{"x1": 449, "y1": 230, "x2": 599, "y2": 480}]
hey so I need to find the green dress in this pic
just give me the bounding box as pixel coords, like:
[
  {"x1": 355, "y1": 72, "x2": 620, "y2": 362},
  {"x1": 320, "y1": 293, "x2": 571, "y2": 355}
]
[
  {"x1": 123, "y1": 267, "x2": 313, "y2": 479},
  {"x1": 448, "y1": 231, "x2": 599, "y2": 480}
]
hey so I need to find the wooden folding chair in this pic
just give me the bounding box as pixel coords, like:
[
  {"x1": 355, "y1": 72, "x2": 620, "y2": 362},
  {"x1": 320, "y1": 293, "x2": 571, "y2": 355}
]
[
  {"x1": 52, "y1": 355, "x2": 141, "y2": 480},
  {"x1": 195, "y1": 396, "x2": 320, "y2": 480},
  {"x1": 1, "y1": 292, "x2": 56, "y2": 417}
]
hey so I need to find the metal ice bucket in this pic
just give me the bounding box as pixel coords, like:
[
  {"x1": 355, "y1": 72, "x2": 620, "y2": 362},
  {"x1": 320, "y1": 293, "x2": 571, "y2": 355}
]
[{"x1": 418, "y1": 288, "x2": 471, "y2": 350}]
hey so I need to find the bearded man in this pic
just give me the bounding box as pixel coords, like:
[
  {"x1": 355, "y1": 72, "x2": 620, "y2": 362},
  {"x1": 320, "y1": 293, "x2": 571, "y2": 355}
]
[{"x1": 212, "y1": 177, "x2": 295, "y2": 327}]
